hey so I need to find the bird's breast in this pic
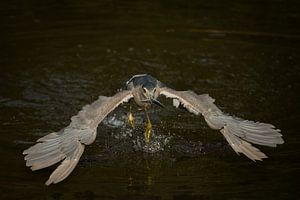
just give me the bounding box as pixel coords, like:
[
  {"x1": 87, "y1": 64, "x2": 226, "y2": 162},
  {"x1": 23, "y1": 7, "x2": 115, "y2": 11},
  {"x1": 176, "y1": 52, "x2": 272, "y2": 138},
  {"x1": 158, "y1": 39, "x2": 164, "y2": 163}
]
[{"x1": 133, "y1": 95, "x2": 151, "y2": 108}]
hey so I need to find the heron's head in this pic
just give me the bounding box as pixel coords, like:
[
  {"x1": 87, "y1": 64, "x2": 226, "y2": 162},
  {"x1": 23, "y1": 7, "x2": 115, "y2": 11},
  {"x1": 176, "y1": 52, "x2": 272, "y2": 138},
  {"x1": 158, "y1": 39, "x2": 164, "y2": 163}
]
[{"x1": 140, "y1": 83, "x2": 164, "y2": 107}]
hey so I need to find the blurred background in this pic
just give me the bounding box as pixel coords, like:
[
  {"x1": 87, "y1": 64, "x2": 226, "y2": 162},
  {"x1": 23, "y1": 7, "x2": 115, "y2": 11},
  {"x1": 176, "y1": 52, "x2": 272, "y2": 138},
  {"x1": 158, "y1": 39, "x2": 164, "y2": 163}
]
[{"x1": 0, "y1": 0, "x2": 299, "y2": 199}]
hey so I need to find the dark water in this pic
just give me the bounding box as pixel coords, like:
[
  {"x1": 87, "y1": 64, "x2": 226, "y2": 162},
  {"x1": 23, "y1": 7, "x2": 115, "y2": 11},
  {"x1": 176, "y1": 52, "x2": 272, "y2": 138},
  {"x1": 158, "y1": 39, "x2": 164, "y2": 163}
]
[{"x1": 1, "y1": 0, "x2": 300, "y2": 199}]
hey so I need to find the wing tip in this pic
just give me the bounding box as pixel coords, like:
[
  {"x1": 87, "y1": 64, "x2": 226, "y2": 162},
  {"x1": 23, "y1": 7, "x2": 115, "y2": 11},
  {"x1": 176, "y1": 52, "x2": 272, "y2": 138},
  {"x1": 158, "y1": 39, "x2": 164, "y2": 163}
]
[{"x1": 45, "y1": 179, "x2": 52, "y2": 186}]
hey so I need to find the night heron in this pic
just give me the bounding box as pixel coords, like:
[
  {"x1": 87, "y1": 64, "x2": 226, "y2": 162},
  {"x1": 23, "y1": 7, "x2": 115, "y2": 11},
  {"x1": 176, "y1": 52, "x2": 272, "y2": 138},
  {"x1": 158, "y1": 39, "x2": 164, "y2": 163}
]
[{"x1": 23, "y1": 74, "x2": 284, "y2": 185}]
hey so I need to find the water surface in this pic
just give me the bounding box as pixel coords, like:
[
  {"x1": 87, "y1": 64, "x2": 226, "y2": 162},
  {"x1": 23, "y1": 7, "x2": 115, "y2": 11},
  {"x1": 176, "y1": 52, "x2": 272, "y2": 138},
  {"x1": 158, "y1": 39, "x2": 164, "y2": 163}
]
[{"x1": 1, "y1": 0, "x2": 300, "y2": 199}]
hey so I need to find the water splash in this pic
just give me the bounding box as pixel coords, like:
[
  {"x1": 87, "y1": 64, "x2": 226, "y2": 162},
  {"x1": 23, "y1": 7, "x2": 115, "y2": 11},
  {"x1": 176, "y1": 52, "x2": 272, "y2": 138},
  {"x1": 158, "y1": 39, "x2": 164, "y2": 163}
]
[
  {"x1": 102, "y1": 114, "x2": 126, "y2": 128},
  {"x1": 132, "y1": 131, "x2": 173, "y2": 153},
  {"x1": 102, "y1": 111, "x2": 173, "y2": 153}
]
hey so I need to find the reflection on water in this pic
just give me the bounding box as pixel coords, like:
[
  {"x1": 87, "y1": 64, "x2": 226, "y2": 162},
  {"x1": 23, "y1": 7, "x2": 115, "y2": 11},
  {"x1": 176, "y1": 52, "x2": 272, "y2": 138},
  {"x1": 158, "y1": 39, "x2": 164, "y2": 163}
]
[{"x1": 1, "y1": 0, "x2": 300, "y2": 199}]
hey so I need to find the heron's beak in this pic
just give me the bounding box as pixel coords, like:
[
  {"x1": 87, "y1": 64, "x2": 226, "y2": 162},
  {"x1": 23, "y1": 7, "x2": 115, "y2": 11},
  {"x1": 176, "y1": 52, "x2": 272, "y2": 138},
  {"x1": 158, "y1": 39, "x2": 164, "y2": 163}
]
[{"x1": 150, "y1": 98, "x2": 164, "y2": 108}]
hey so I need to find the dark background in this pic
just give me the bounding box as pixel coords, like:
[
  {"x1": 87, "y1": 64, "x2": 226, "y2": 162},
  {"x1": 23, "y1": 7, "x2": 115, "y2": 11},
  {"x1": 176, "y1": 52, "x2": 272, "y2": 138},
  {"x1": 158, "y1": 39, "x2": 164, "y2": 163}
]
[{"x1": 0, "y1": 0, "x2": 299, "y2": 199}]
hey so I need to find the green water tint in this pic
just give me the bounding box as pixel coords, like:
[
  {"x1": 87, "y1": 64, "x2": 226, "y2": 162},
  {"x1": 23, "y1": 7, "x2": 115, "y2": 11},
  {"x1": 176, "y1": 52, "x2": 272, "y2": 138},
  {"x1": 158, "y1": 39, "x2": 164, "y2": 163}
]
[{"x1": 1, "y1": 0, "x2": 299, "y2": 199}]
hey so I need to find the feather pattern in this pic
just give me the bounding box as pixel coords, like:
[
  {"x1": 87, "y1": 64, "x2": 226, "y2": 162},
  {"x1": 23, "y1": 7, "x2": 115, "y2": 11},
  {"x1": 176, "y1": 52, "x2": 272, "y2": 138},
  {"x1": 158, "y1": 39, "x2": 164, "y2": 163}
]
[
  {"x1": 160, "y1": 87, "x2": 284, "y2": 161},
  {"x1": 23, "y1": 90, "x2": 133, "y2": 185}
]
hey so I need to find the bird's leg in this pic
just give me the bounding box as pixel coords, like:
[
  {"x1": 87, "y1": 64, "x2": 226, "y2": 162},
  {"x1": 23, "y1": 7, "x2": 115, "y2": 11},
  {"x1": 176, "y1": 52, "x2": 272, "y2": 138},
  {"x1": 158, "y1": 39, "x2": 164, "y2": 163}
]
[
  {"x1": 144, "y1": 107, "x2": 152, "y2": 143},
  {"x1": 128, "y1": 105, "x2": 135, "y2": 129}
]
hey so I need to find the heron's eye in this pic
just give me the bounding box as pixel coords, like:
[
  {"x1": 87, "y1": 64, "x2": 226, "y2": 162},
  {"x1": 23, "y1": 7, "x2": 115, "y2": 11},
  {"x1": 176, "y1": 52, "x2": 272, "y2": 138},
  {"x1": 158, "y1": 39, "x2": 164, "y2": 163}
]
[{"x1": 143, "y1": 87, "x2": 147, "y2": 94}]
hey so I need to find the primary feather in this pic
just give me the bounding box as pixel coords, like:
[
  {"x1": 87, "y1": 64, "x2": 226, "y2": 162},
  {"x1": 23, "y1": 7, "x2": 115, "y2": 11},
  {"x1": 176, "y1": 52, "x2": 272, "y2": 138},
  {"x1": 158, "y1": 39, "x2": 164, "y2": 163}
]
[
  {"x1": 23, "y1": 91, "x2": 133, "y2": 185},
  {"x1": 160, "y1": 87, "x2": 283, "y2": 161}
]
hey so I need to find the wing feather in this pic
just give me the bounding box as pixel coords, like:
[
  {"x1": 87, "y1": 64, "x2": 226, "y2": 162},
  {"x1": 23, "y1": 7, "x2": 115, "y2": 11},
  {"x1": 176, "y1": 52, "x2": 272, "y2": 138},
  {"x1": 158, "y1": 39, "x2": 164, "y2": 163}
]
[
  {"x1": 23, "y1": 90, "x2": 133, "y2": 185},
  {"x1": 160, "y1": 87, "x2": 283, "y2": 161}
]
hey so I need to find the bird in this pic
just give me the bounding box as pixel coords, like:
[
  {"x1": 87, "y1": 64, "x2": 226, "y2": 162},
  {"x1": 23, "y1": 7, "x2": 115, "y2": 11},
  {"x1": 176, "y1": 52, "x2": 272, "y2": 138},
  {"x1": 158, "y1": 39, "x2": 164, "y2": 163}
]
[{"x1": 23, "y1": 74, "x2": 284, "y2": 185}]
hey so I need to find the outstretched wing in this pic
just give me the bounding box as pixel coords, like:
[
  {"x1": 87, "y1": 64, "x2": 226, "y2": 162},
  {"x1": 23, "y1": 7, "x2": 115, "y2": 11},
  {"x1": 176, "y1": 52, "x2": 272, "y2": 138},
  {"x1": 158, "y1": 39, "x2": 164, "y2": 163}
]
[
  {"x1": 23, "y1": 90, "x2": 133, "y2": 185},
  {"x1": 160, "y1": 87, "x2": 284, "y2": 161}
]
